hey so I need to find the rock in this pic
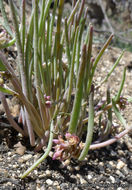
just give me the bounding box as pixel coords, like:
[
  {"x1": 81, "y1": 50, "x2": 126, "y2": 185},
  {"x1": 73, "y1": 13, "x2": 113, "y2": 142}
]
[
  {"x1": 60, "y1": 183, "x2": 69, "y2": 189},
  {"x1": 53, "y1": 181, "x2": 59, "y2": 186},
  {"x1": 67, "y1": 165, "x2": 74, "y2": 172},
  {"x1": 87, "y1": 175, "x2": 92, "y2": 180},
  {"x1": 40, "y1": 185, "x2": 46, "y2": 190},
  {"x1": 20, "y1": 154, "x2": 32, "y2": 162},
  {"x1": 80, "y1": 178, "x2": 87, "y2": 184},
  {"x1": 110, "y1": 150, "x2": 117, "y2": 157},
  {"x1": 116, "y1": 160, "x2": 125, "y2": 169},
  {"x1": 109, "y1": 161, "x2": 116, "y2": 169},
  {"x1": 109, "y1": 176, "x2": 115, "y2": 183},
  {"x1": 122, "y1": 166, "x2": 129, "y2": 175},
  {"x1": 75, "y1": 166, "x2": 80, "y2": 171},
  {"x1": 45, "y1": 170, "x2": 51, "y2": 176},
  {"x1": 116, "y1": 170, "x2": 125, "y2": 178},
  {"x1": 14, "y1": 142, "x2": 26, "y2": 155},
  {"x1": 46, "y1": 179, "x2": 53, "y2": 186}
]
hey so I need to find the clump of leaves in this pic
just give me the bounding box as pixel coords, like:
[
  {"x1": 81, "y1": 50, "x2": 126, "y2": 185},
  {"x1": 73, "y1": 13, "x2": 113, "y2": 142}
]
[{"x1": 0, "y1": 0, "x2": 131, "y2": 178}]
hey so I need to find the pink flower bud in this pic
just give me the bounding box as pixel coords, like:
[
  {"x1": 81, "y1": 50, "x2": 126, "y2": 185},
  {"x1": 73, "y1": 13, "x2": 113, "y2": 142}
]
[
  {"x1": 46, "y1": 96, "x2": 50, "y2": 100},
  {"x1": 53, "y1": 139, "x2": 60, "y2": 144},
  {"x1": 65, "y1": 132, "x2": 72, "y2": 139},
  {"x1": 60, "y1": 143, "x2": 69, "y2": 149},
  {"x1": 44, "y1": 94, "x2": 51, "y2": 101},
  {"x1": 52, "y1": 149, "x2": 63, "y2": 160},
  {"x1": 45, "y1": 101, "x2": 51, "y2": 108},
  {"x1": 68, "y1": 135, "x2": 79, "y2": 145}
]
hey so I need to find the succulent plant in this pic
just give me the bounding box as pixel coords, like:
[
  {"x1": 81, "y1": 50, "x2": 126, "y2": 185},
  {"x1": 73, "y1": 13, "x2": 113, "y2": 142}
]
[{"x1": 0, "y1": 0, "x2": 131, "y2": 178}]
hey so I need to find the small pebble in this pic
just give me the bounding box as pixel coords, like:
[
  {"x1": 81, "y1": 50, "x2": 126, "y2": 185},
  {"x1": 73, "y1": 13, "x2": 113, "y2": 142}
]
[
  {"x1": 76, "y1": 174, "x2": 81, "y2": 179},
  {"x1": 36, "y1": 186, "x2": 41, "y2": 190},
  {"x1": 60, "y1": 183, "x2": 68, "y2": 189},
  {"x1": 56, "y1": 185, "x2": 61, "y2": 190},
  {"x1": 74, "y1": 188, "x2": 79, "y2": 190},
  {"x1": 40, "y1": 185, "x2": 46, "y2": 190},
  {"x1": 12, "y1": 164, "x2": 18, "y2": 168},
  {"x1": 67, "y1": 165, "x2": 74, "y2": 172},
  {"x1": 80, "y1": 178, "x2": 87, "y2": 184},
  {"x1": 75, "y1": 166, "x2": 80, "y2": 171},
  {"x1": 7, "y1": 152, "x2": 12, "y2": 156},
  {"x1": 122, "y1": 166, "x2": 129, "y2": 175},
  {"x1": 109, "y1": 161, "x2": 114, "y2": 166},
  {"x1": 45, "y1": 170, "x2": 51, "y2": 176},
  {"x1": 36, "y1": 179, "x2": 40, "y2": 184},
  {"x1": 87, "y1": 175, "x2": 92, "y2": 180},
  {"x1": 34, "y1": 170, "x2": 38, "y2": 175},
  {"x1": 109, "y1": 176, "x2": 115, "y2": 183},
  {"x1": 21, "y1": 154, "x2": 32, "y2": 161},
  {"x1": 38, "y1": 174, "x2": 46, "y2": 178},
  {"x1": 46, "y1": 179, "x2": 53, "y2": 186},
  {"x1": 117, "y1": 150, "x2": 124, "y2": 156},
  {"x1": 63, "y1": 159, "x2": 70, "y2": 165},
  {"x1": 117, "y1": 160, "x2": 125, "y2": 169},
  {"x1": 53, "y1": 181, "x2": 59, "y2": 186},
  {"x1": 116, "y1": 170, "x2": 124, "y2": 178},
  {"x1": 99, "y1": 162, "x2": 104, "y2": 166},
  {"x1": 47, "y1": 187, "x2": 53, "y2": 190},
  {"x1": 110, "y1": 150, "x2": 117, "y2": 157},
  {"x1": 18, "y1": 158, "x2": 25, "y2": 163}
]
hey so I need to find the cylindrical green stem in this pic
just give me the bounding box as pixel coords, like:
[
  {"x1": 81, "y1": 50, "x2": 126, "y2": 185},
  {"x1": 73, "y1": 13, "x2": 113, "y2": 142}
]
[
  {"x1": 87, "y1": 34, "x2": 113, "y2": 94},
  {"x1": 20, "y1": 120, "x2": 54, "y2": 179},
  {"x1": 84, "y1": 24, "x2": 93, "y2": 94},
  {"x1": 115, "y1": 66, "x2": 126, "y2": 102},
  {"x1": 99, "y1": 50, "x2": 125, "y2": 88},
  {"x1": 9, "y1": 0, "x2": 28, "y2": 97},
  {"x1": 21, "y1": 0, "x2": 26, "y2": 54},
  {"x1": 0, "y1": 0, "x2": 13, "y2": 37},
  {"x1": 67, "y1": 27, "x2": 79, "y2": 104},
  {"x1": 34, "y1": 0, "x2": 47, "y2": 131},
  {"x1": 78, "y1": 85, "x2": 94, "y2": 160},
  {"x1": 68, "y1": 44, "x2": 87, "y2": 134}
]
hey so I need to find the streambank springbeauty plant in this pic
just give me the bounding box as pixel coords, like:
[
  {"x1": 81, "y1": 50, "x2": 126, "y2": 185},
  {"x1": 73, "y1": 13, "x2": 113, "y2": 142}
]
[{"x1": 0, "y1": 0, "x2": 132, "y2": 178}]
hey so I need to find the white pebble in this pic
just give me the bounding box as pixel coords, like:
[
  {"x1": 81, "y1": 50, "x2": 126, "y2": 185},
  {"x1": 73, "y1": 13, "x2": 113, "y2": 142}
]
[
  {"x1": 46, "y1": 179, "x2": 53, "y2": 186},
  {"x1": 7, "y1": 152, "x2": 12, "y2": 156},
  {"x1": 34, "y1": 170, "x2": 38, "y2": 175},
  {"x1": 117, "y1": 160, "x2": 125, "y2": 169},
  {"x1": 75, "y1": 166, "x2": 80, "y2": 171},
  {"x1": 80, "y1": 178, "x2": 87, "y2": 184},
  {"x1": 53, "y1": 181, "x2": 59, "y2": 186},
  {"x1": 76, "y1": 174, "x2": 81, "y2": 179},
  {"x1": 21, "y1": 154, "x2": 32, "y2": 161},
  {"x1": 109, "y1": 176, "x2": 115, "y2": 183},
  {"x1": 87, "y1": 175, "x2": 92, "y2": 180},
  {"x1": 45, "y1": 170, "x2": 51, "y2": 176}
]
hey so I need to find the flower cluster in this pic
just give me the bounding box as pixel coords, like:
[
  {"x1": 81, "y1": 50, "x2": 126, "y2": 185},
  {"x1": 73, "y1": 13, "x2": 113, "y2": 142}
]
[
  {"x1": 44, "y1": 94, "x2": 51, "y2": 108},
  {"x1": 52, "y1": 133, "x2": 83, "y2": 161}
]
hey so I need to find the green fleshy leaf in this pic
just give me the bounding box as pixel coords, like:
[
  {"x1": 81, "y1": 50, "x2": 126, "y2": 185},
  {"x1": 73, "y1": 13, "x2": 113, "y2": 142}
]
[
  {"x1": 78, "y1": 85, "x2": 94, "y2": 160},
  {"x1": 0, "y1": 59, "x2": 6, "y2": 71},
  {"x1": 112, "y1": 98, "x2": 127, "y2": 128},
  {"x1": 0, "y1": 86, "x2": 16, "y2": 95}
]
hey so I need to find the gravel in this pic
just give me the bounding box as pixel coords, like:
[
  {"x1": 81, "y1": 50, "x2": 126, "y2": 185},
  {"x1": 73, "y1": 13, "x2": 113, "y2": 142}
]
[{"x1": 0, "y1": 135, "x2": 132, "y2": 190}]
